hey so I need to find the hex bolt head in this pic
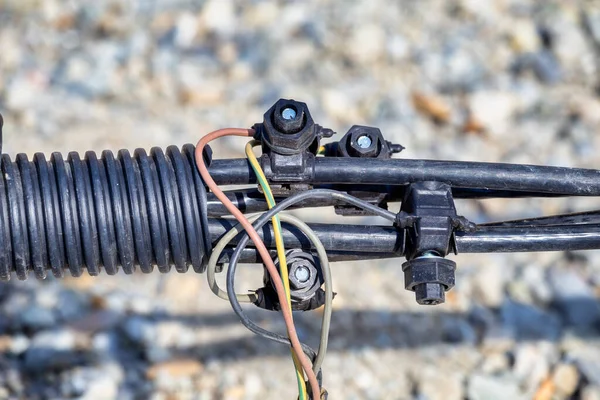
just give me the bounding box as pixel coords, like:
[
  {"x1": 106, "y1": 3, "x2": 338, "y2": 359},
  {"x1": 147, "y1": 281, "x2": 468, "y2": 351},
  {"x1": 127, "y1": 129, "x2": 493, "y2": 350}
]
[
  {"x1": 272, "y1": 100, "x2": 306, "y2": 134},
  {"x1": 338, "y1": 126, "x2": 382, "y2": 158},
  {"x1": 261, "y1": 99, "x2": 317, "y2": 153},
  {"x1": 414, "y1": 282, "x2": 445, "y2": 305},
  {"x1": 274, "y1": 249, "x2": 323, "y2": 301}
]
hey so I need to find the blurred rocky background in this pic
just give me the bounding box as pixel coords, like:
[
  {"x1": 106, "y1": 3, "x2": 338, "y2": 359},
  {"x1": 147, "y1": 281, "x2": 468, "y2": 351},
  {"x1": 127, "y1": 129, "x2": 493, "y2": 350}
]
[{"x1": 1, "y1": 0, "x2": 600, "y2": 399}]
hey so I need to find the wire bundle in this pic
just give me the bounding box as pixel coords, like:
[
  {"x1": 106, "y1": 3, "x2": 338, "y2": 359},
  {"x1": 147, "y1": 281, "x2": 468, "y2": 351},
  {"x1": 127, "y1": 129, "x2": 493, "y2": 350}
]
[
  {"x1": 196, "y1": 129, "x2": 397, "y2": 399},
  {"x1": 244, "y1": 140, "x2": 310, "y2": 396},
  {"x1": 195, "y1": 128, "x2": 322, "y2": 399}
]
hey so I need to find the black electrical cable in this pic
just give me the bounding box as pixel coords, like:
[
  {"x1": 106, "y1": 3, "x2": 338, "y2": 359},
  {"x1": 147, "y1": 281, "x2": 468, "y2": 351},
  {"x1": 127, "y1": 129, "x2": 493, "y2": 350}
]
[{"x1": 224, "y1": 189, "x2": 397, "y2": 391}]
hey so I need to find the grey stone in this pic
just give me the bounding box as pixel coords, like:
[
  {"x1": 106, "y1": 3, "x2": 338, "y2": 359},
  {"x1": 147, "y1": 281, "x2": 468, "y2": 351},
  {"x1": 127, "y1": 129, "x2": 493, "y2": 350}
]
[
  {"x1": 123, "y1": 317, "x2": 156, "y2": 346},
  {"x1": 548, "y1": 269, "x2": 600, "y2": 327},
  {"x1": 570, "y1": 347, "x2": 600, "y2": 386},
  {"x1": 582, "y1": 385, "x2": 600, "y2": 400},
  {"x1": 441, "y1": 317, "x2": 477, "y2": 344},
  {"x1": 532, "y1": 51, "x2": 562, "y2": 84},
  {"x1": 5, "y1": 369, "x2": 23, "y2": 394},
  {"x1": 244, "y1": 373, "x2": 263, "y2": 398},
  {"x1": 467, "y1": 374, "x2": 526, "y2": 400},
  {"x1": 417, "y1": 367, "x2": 463, "y2": 400},
  {"x1": 522, "y1": 265, "x2": 553, "y2": 305},
  {"x1": 128, "y1": 295, "x2": 154, "y2": 314},
  {"x1": 19, "y1": 306, "x2": 56, "y2": 330},
  {"x1": 552, "y1": 363, "x2": 579, "y2": 397},
  {"x1": 24, "y1": 329, "x2": 92, "y2": 371},
  {"x1": 512, "y1": 344, "x2": 553, "y2": 392},
  {"x1": 472, "y1": 259, "x2": 506, "y2": 307},
  {"x1": 55, "y1": 290, "x2": 89, "y2": 321},
  {"x1": 61, "y1": 364, "x2": 122, "y2": 399},
  {"x1": 481, "y1": 353, "x2": 510, "y2": 374},
  {"x1": 92, "y1": 331, "x2": 122, "y2": 360},
  {"x1": 500, "y1": 299, "x2": 561, "y2": 340},
  {"x1": 30, "y1": 329, "x2": 76, "y2": 351},
  {"x1": 102, "y1": 291, "x2": 130, "y2": 314},
  {"x1": 9, "y1": 335, "x2": 29, "y2": 355}
]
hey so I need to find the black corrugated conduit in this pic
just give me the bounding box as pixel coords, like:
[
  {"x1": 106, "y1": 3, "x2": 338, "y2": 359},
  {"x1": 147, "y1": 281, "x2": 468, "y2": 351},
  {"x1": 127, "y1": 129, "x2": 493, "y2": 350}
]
[{"x1": 0, "y1": 142, "x2": 212, "y2": 280}]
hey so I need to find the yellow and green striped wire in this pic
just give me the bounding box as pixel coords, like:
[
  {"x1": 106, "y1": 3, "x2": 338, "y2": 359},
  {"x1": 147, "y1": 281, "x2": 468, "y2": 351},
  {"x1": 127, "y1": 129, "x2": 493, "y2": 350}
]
[{"x1": 244, "y1": 140, "x2": 308, "y2": 400}]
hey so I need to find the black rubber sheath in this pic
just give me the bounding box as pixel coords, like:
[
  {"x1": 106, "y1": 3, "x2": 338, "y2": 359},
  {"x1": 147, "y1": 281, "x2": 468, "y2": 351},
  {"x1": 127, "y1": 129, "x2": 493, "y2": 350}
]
[
  {"x1": 208, "y1": 157, "x2": 600, "y2": 195},
  {"x1": 455, "y1": 224, "x2": 600, "y2": 253},
  {"x1": 208, "y1": 219, "x2": 402, "y2": 254},
  {"x1": 205, "y1": 187, "x2": 565, "y2": 216},
  {"x1": 0, "y1": 145, "x2": 212, "y2": 280}
]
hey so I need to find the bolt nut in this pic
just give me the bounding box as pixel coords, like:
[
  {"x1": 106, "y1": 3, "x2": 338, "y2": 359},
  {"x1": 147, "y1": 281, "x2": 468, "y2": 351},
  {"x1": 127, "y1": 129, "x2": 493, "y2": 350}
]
[
  {"x1": 414, "y1": 283, "x2": 445, "y2": 305},
  {"x1": 348, "y1": 128, "x2": 378, "y2": 157},
  {"x1": 402, "y1": 256, "x2": 456, "y2": 305},
  {"x1": 261, "y1": 99, "x2": 317, "y2": 154},
  {"x1": 274, "y1": 249, "x2": 323, "y2": 301},
  {"x1": 272, "y1": 101, "x2": 305, "y2": 134},
  {"x1": 337, "y1": 125, "x2": 389, "y2": 158}
]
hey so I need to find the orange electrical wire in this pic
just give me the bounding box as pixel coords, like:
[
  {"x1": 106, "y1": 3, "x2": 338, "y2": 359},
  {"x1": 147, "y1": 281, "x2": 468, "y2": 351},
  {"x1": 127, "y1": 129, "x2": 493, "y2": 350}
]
[{"x1": 195, "y1": 128, "x2": 320, "y2": 400}]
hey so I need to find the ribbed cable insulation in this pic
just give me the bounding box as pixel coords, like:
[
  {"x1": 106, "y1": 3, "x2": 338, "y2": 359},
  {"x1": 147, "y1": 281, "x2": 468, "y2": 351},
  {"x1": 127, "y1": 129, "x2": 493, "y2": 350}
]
[{"x1": 0, "y1": 144, "x2": 212, "y2": 280}]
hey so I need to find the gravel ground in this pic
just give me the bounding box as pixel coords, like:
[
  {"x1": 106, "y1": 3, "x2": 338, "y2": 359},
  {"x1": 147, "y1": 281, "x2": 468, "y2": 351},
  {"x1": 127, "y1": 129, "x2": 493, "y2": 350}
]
[{"x1": 2, "y1": 1, "x2": 600, "y2": 399}]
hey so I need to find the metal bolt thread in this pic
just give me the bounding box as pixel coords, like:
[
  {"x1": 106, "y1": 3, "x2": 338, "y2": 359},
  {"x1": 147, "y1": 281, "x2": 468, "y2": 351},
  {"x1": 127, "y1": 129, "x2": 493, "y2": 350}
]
[
  {"x1": 281, "y1": 107, "x2": 297, "y2": 120},
  {"x1": 356, "y1": 135, "x2": 372, "y2": 149},
  {"x1": 294, "y1": 265, "x2": 310, "y2": 283}
]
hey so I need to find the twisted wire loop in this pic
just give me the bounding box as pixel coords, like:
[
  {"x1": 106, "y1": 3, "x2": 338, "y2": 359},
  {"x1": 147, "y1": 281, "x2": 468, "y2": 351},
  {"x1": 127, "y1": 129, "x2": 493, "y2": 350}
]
[{"x1": 0, "y1": 144, "x2": 212, "y2": 280}]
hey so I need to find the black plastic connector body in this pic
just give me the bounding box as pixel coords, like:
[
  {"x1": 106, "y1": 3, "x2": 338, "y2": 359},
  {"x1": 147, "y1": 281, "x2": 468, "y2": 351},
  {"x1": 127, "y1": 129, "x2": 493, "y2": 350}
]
[
  {"x1": 400, "y1": 181, "x2": 463, "y2": 305},
  {"x1": 255, "y1": 99, "x2": 335, "y2": 187},
  {"x1": 401, "y1": 182, "x2": 459, "y2": 259},
  {"x1": 328, "y1": 125, "x2": 402, "y2": 216},
  {"x1": 255, "y1": 99, "x2": 319, "y2": 185},
  {"x1": 260, "y1": 99, "x2": 318, "y2": 155},
  {"x1": 336, "y1": 125, "x2": 403, "y2": 159}
]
